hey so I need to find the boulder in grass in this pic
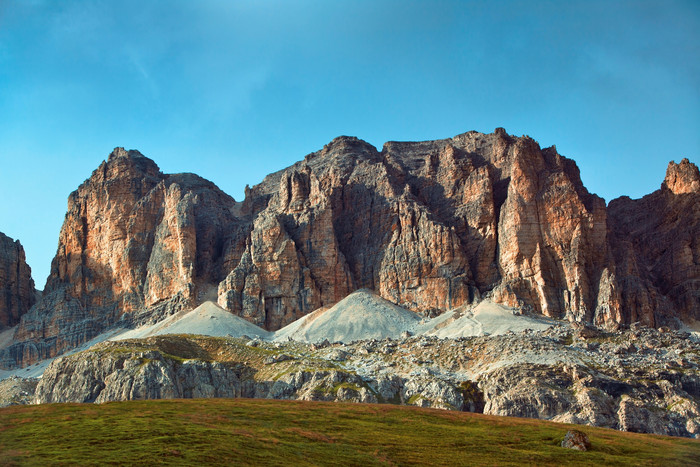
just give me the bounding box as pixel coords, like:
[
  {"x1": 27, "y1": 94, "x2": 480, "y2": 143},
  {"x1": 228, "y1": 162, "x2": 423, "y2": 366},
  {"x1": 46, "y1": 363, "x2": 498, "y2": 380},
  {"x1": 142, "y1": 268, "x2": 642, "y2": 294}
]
[{"x1": 561, "y1": 430, "x2": 591, "y2": 451}]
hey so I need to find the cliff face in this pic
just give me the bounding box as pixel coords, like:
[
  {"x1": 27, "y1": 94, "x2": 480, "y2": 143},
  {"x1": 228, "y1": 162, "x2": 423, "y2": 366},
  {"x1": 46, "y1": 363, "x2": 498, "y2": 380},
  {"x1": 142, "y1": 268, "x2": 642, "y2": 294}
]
[
  {"x1": 7, "y1": 148, "x2": 240, "y2": 366},
  {"x1": 608, "y1": 158, "x2": 700, "y2": 326},
  {"x1": 3, "y1": 131, "x2": 698, "y2": 368},
  {"x1": 217, "y1": 130, "x2": 620, "y2": 327},
  {"x1": 0, "y1": 233, "x2": 36, "y2": 328}
]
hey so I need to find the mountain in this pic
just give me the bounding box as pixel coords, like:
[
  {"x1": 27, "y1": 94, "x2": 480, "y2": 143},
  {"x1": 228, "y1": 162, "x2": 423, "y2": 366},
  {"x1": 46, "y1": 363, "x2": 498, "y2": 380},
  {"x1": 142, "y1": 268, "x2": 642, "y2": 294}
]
[
  {"x1": 1, "y1": 129, "x2": 698, "y2": 368},
  {"x1": 0, "y1": 233, "x2": 36, "y2": 330},
  {"x1": 4, "y1": 148, "x2": 240, "y2": 367}
]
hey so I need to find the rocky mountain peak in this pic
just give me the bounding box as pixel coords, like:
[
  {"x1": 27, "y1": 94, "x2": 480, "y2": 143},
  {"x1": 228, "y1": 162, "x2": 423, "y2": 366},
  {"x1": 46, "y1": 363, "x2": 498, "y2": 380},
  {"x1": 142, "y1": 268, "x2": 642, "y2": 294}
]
[
  {"x1": 108, "y1": 146, "x2": 131, "y2": 159},
  {"x1": 309, "y1": 136, "x2": 379, "y2": 164},
  {"x1": 107, "y1": 147, "x2": 150, "y2": 162},
  {"x1": 323, "y1": 135, "x2": 376, "y2": 151},
  {"x1": 494, "y1": 127, "x2": 508, "y2": 137},
  {"x1": 101, "y1": 147, "x2": 162, "y2": 181},
  {"x1": 663, "y1": 158, "x2": 700, "y2": 194}
]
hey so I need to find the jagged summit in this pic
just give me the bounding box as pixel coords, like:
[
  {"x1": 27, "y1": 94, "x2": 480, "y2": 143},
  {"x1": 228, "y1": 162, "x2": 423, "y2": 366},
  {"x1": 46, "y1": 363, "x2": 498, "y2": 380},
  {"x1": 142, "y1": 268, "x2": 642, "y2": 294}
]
[
  {"x1": 304, "y1": 135, "x2": 381, "y2": 167},
  {"x1": 107, "y1": 147, "x2": 148, "y2": 161},
  {"x1": 663, "y1": 158, "x2": 700, "y2": 194},
  {"x1": 104, "y1": 147, "x2": 161, "y2": 174},
  {"x1": 167, "y1": 172, "x2": 234, "y2": 196},
  {"x1": 322, "y1": 135, "x2": 377, "y2": 152}
]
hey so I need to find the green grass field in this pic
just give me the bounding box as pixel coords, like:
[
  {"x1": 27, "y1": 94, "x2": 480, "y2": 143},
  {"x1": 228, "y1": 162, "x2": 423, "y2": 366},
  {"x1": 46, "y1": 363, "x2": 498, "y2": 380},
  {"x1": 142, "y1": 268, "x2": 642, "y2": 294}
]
[{"x1": 1, "y1": 398, "x2": 698, "y2": 466}]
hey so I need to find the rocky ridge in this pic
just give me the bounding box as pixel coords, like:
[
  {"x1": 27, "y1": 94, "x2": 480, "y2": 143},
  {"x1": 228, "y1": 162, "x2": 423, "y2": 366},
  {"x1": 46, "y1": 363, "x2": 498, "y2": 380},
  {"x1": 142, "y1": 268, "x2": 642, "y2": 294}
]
[
  {"x1": 1, "y1": 130, "x2": 698, "y2": 369},
  {"x1": 29, "y1": 324, "x2": 700, "y2": 438}
]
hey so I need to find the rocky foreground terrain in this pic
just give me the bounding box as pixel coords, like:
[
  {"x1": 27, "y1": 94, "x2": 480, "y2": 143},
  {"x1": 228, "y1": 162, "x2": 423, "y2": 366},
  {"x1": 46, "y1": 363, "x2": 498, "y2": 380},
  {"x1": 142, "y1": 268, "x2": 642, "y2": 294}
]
[{"x1": 10, "y1": 321, "x2": 696, "y2": 439}]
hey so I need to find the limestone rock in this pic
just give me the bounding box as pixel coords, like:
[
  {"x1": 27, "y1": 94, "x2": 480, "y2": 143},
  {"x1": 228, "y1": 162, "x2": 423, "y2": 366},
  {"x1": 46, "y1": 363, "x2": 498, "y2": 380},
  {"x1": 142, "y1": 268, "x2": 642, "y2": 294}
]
[
  {"x1": 663, "y1": 158, "x2": 700, "y2": 194},
  {"x1": 218, "y1": 130, "x2": 623, "y2": 328},
  {"x1": 608, "y1": 158, "x2": 700, "y2": 326},
  {"x1": 401, "y1": 376, "x2": 466, "y2": 410},
  {"x1": 6, "y1": 149, "x2": 239, "y2": 367},
  {"x1": 561, "y1": 430, "x2": 591, "y2": 451},
  {"x1": 0, "y1": 233, "x2": 36, "y2": 329},
  {"x1": 35, "y1": 350, "x2": 245, "y2": 403},
  {"x1": 4, "y1": 133, "x2": 699, "y2": 369},
  {"x1": 30, "y1": 334, "x2": 485, "y2": 414},
  {"x1": 0, "y1": 376, "x2": 38, "y2": 407},
  {"x1": 26, "y1": 325, "x2": 700, "y2": 438},
  {"x1": 481, "y1": 364, "x2": 575, "y2": 419}
]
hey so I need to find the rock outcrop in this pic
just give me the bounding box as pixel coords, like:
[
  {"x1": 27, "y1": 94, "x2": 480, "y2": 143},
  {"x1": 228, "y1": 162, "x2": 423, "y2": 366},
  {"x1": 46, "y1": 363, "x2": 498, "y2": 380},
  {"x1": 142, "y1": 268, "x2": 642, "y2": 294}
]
[
  {"x1": 36, "y1": 349, "x2": 246, "y2": 404},
  {"x1": 33, "y1": 336, "x2": 476, "y2": 412},
  {"x1": 3, "y1": 131, "x2": 699, "y2": 368},
  {"x1": 561, "y1": 430, "x2": 591, "y2": 451},
  {"x1": 0, "y1": 376, "x2": 38, "y2": 407},
  {"x1": 31, "y1": 325, "x2": 700, "y2": 438},
  {"x1": 0, "y1": 233, "x2": 36, "y2": 329},
  {"x1": 220, "y1": 130, "x2": 697, "y2": 331}
]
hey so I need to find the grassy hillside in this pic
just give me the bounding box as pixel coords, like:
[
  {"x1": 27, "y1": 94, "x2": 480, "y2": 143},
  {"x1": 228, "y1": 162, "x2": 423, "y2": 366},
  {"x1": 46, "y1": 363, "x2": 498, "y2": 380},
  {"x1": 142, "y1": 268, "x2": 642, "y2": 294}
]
[{"x1": 0, "y1": 398, "x2": 697, "y2": 466}]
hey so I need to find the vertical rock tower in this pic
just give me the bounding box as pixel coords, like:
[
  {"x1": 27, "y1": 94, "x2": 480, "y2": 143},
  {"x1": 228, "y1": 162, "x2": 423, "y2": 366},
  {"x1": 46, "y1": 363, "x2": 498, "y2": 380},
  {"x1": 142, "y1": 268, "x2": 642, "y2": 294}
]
[{"x1": 0, "y1": 233, "x2": 36, "y2": 329}]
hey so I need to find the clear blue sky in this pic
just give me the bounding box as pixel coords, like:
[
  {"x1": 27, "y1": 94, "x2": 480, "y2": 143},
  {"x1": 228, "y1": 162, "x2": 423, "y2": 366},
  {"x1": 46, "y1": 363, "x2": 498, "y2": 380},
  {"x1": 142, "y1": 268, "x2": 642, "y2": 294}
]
[{"x1": 1, "y1": 0, "x2": 698, "y2": 288}]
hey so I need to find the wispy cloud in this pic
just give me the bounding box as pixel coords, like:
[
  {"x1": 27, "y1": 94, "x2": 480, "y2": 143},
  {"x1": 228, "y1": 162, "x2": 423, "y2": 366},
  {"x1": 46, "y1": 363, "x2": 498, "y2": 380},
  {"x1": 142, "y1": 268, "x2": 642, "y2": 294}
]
[{"x1": 123, "y1": 47, "x2": 160, "y2": 99}]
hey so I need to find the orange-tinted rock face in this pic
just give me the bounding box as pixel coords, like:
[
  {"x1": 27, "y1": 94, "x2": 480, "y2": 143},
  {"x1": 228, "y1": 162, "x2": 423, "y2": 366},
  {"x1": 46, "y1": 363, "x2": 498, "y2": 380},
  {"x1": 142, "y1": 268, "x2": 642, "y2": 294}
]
[
  {"x1": 662, "y1": 158, "x2": 700, "y2": 195},
  {"x1": 3, "y1": 133, "x2": 698, "y2": 368},
  {"x1": 485, "y1": 137, "x2": 616, "y2": 326},
  {"x1": 213, "y1": 131, "x2": 622, "y2": 328},
  {"x1": 608, "y1": 159, "x2": 700, "y2": 327},
  {"x1": 219, "y1": 132, "x2": 696, "y2": 329},
  {"x1": 46, "y1": 148, "x2": 164, "y2": 310},
  {"x1": 0, "y1": 233, "x2": 36, "y2": 328},
  {"x1": 7, "y1": 149, "x2": 238, "y2": 366}
]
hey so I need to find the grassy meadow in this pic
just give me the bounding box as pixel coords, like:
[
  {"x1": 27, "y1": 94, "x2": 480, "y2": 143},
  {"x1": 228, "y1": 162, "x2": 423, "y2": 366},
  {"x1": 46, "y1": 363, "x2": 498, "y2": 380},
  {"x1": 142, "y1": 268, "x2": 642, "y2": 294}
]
[{"x1": 0, "y1": 398, "x2": 698, "y2": 466}]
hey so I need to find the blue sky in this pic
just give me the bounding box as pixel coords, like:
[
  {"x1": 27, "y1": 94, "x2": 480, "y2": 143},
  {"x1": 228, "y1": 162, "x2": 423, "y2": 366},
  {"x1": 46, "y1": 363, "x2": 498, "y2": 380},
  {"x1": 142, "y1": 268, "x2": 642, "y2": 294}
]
[{"x1": 0, "y1": 0, "x2": 698, "y2": 287}]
